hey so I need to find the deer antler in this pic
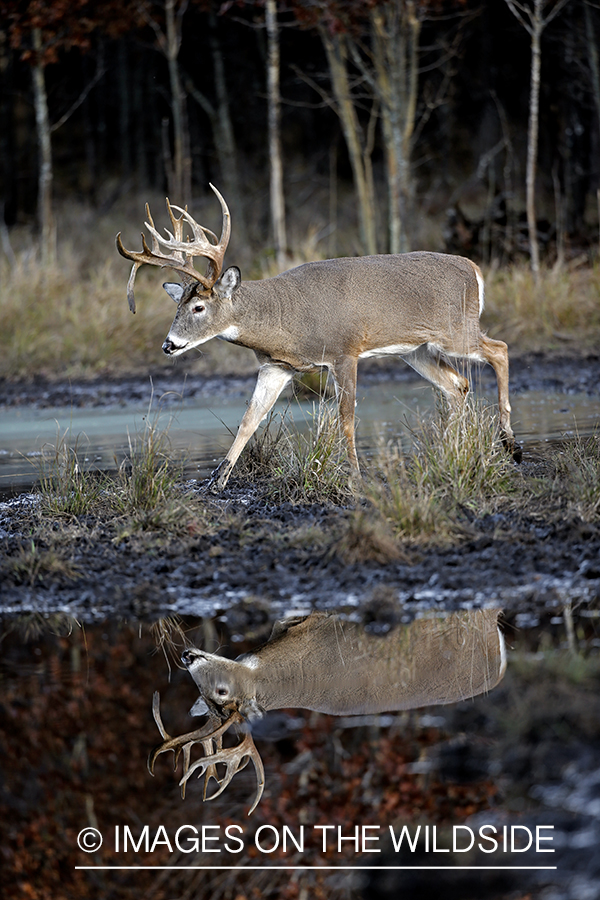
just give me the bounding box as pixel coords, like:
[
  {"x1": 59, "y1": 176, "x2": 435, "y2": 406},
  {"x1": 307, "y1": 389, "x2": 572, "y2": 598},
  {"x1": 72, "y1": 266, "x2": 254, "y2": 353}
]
[
  {"x1": 180, "y1": 711, "x2": 265, "y2": 815},
  {"x1": 148, "y1": 692, "x2": 265, "y2": 815},
  {"x1": 116, "y1": 183, "x2": 231, "y2": 313}
]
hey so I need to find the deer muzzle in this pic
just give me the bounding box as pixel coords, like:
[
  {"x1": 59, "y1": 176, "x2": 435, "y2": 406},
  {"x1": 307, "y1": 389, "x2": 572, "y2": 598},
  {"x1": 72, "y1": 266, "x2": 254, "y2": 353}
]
[{"x1": 162, "y1": 338, "x2": 186, "y2": 356}]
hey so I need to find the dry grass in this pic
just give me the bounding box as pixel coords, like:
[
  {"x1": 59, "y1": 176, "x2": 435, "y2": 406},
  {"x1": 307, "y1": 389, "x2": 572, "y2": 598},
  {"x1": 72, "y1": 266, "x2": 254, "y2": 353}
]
[
  {"x1": 3, "y1": 196, "x2": 600, "y2": 381},
  {"x1": 236, "y1": 398, "x2": 354, "y2": 505},
  {"x1": 549, "y1": 431, "x2": 600, "y2": 522},
  {"x1": 483, "y1": 263, "x2": 600, "y2": 350},
  {"x1": 0, "y1": 196, "x2": 256, "y2": 379}
]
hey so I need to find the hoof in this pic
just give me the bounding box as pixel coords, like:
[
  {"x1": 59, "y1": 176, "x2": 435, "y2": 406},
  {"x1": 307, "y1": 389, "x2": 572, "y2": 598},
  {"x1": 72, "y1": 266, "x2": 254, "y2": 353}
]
[
  {"x1": 501, "y1": 433, "x2": 522, "y2": 464},
  {"x1": 207, "y1": 460, "x2": 232, "y2": 493}
]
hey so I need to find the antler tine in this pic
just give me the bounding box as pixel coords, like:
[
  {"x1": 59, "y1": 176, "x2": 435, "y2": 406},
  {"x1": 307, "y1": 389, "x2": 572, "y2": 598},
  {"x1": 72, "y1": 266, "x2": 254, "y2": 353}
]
[
  {"x1": 179, "y1": 711, "x2": 266, "y2": 816},
  {"x1": 208, "y1": 182, "x2": 231, "y2": 251},
  {"x1": 145, "y1": 203, "x2": 161, "y2": 255},
  {"x1": 165, "y1": 197, "x2": 184, "y2": 244},
  {"x1": 147, "y1": 691, "x2": 223, "y2": 776}
]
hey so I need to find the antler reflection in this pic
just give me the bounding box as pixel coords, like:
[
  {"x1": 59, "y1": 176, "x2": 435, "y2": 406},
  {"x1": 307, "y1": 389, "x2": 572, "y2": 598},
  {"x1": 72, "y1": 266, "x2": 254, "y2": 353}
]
[{"x1": 148, "y1": 691, "x2": 265, "y2": 815}]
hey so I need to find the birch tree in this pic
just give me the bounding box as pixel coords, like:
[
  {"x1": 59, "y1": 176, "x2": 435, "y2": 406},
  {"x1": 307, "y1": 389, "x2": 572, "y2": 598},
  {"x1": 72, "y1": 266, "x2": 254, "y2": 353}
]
[
  {"x1": 504, "y1": 0, "x2": 570, "y2": 277},
  {"x1": 266, "y1": 0, "x2": 288, "y2": 268}
]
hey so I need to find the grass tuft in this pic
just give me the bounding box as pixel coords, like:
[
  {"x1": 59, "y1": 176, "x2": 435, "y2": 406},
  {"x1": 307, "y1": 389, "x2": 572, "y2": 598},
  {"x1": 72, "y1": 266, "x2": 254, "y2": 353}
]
[
  {"x1": 410, "y1": 396, "x2": 515, "y2": 508},
  {"x1": 237, "y1": 398, "x2": 354, "y2": 505},
  {"x1": 346, "y1": 398, "x2": 516, "y2": 548},
  {"x1": 37, "y1": 428, "x2": 103, "y2": 516},
  {"x1": 33, "y1": 404, "x2": 208, "y2": 535},
  {"x1": 550, "y1": 432, "x2": 600, "y2": 522}
]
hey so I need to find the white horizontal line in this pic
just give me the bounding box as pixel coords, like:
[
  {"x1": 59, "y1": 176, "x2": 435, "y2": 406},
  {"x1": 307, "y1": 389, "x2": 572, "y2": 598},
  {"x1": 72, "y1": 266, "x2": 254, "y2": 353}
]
[{"x1": 76, "y1": 866, "x2": 558, "y2": 871}]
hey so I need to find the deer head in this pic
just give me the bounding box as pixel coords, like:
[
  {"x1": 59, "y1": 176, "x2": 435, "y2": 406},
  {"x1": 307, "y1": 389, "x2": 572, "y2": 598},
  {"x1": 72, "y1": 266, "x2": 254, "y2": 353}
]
[{"x1": 116, "y1": 185, "x2": 244, "y2": 356}]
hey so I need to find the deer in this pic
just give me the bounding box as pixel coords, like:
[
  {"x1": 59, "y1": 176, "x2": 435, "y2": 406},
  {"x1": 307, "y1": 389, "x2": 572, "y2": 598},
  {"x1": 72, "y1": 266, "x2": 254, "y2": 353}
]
[
  {"x1": 117, "y1": 185, "x2": 517, "y2": 492},
  {"x1": 148, "y1": 609, "x2": 506, "y2": 814}
]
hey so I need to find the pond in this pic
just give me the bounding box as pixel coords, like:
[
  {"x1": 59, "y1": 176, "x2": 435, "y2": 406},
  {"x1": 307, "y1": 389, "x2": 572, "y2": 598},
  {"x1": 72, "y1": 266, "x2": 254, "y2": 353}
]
[{"x1": 2, "y1": 376, "x2": 600, "y2": 494}]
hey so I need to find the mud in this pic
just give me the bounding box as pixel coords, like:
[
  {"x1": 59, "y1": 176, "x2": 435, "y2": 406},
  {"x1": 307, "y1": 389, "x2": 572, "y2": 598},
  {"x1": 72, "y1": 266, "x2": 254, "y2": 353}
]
[{"x1": 1, "y1": 352, "x2": 600, "y2": 622}]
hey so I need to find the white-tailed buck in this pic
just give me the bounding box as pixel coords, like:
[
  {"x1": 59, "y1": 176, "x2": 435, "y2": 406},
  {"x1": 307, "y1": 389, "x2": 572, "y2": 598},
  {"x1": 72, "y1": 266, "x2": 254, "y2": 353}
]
[
  {"x1": 149, "y1": 610, "x2": 506, "y2": 814},
  {"x1": 117, "y1": 186, "x2": 516, "y2": 490}
]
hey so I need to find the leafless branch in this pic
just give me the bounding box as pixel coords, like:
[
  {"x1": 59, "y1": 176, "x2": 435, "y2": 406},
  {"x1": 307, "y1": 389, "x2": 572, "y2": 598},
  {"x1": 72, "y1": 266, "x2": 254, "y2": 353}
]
[{"x1": 50, "y1": 65, "x2": 106, "y2": 133}]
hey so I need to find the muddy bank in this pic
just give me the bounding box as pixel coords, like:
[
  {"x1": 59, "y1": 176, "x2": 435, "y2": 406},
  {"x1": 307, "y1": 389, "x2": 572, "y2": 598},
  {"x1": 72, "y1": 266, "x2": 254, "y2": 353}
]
[{"x1": 1, "y1": 473, "x2": 599, "y2": 622}]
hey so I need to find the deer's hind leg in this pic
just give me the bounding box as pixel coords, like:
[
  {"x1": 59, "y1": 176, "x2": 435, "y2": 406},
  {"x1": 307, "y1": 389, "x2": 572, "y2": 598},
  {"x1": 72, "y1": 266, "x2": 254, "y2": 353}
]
[
  {"x1": 401, "y1": 344, "x2": 470, "y2": 405},
  {"x1": 476, "y1": 334, "x2": 517, "y2": 456}
]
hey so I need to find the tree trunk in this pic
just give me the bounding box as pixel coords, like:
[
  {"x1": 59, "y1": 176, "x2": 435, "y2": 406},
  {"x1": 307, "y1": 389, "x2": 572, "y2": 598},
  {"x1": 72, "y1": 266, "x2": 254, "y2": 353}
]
[
  {"x1": 266, "y1": 0, "x2": 287, "y2": 269},
  {"x1": 367, "y1": 1, "x2": 420, "y2": 253},
  {"x1": 187, "y1": 16, "x2": 248, "y2": 245},
  {"x1": 209, "y1": 13, "x2": 247, "y2": 243},
  {"x1": 32, "y1": 28, "x2": 55, "y2": 265},
  {"x1": 133, "y1": 47, "x2": 148, "y2": 188},
  {"x1": 320, "y1": 28, "x2": 377, "y2": 255},
  {"x1": 526, "y1": 12, "x2": 542, "y2": 278},
  {"x1": 165, "y1": 0, "x2": 192, "y2": 200},
  {"x1": 0, "y1": 31, "x2": 17, "y2": 228},
  {"x1": 505, "y1": 0, "x2": 570, "y2": 276}
]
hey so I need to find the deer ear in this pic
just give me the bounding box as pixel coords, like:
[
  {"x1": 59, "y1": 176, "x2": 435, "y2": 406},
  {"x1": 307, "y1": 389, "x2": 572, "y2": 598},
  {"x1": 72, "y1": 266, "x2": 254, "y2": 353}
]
[
  {"x1": 189, "y1": 696, "x2": 210, "y2": 717},
  {"x1": 215, "y1": 266, "x2": 241, "y2": 300},
  {"x1": 163, "y1": 282, "x2": 185, "y2": 304},
  {"x1": 238, "y1": 698, "x2": 265, "y2": 721}
]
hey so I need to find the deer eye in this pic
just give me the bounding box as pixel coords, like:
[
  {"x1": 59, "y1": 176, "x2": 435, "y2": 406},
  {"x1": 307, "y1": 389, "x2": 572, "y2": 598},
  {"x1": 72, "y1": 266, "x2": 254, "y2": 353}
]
[
  {"x1": 192, "y1": 303, "x2": 205, "y2": 314},
  {"x1": 215, "y1": 686, "x2": 229, "y2": 699}
]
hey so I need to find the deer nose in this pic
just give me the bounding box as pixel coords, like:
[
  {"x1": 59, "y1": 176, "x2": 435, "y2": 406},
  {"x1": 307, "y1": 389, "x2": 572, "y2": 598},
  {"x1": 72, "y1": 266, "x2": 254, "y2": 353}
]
[
  {"x1": 162, "y1": 339, "x2": 176, "y2": 355},
  {"x1": 182, "y1": 649, "x2": 203, "y2": 667}
]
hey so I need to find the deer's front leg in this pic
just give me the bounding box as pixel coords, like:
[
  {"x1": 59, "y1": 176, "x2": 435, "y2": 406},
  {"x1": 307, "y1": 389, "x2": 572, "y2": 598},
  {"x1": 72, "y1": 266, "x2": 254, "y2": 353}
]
[
  {"x1": 331, "y1": 355, "x2": 360, "y2": 476},
  {"x1": 208, "y1": 363, "x2": 293, "y2": 491}
]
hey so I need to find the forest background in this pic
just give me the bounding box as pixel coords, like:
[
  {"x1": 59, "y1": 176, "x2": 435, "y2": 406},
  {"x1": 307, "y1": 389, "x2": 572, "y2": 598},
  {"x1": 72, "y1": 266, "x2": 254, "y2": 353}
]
[{"x1": 1, "y1": 0, "x2": 600, "y2": 379}]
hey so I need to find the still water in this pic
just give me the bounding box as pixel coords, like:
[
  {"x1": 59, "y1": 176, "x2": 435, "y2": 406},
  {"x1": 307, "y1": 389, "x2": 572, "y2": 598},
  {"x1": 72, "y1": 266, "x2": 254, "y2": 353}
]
[{"x1": 1, "y1": 378, "x2": 599, "y2": 493}]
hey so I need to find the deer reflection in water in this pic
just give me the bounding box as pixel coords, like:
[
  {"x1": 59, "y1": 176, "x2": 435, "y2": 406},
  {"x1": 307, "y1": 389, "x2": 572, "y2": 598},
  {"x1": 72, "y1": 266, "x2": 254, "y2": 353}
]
[{"x1": 149, "y1": 610, "x2": 506, "y2": 814}]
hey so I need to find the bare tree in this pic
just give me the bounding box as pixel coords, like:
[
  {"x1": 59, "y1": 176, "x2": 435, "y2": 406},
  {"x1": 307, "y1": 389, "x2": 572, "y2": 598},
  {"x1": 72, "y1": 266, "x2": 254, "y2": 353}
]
[
  {"x1": 32, "y1": 28, "x2": 55, "y2": 265},
  {"x1": 142, "y1": 0, "x2": 192, "y2": 200},
  {"x1": 28, "y1": 23, "x2": 103, "y2": 264},
  {"x1": 504, "y1": 0, "x2": 570, "y2": 277},
  {"x1": 186, "y1": 12, "x2": 248, "y2": 243},
  {"x1": 266, "y1": 0, "x2": 288, "y2": 269},
  {"x1": 318, "y1": 24, "x2": 378, "y2": 255},
  {"x1": 349, "y1": 1, "x2": 421, "y2": 253},
  {"x1": 309, "y1": 1, "x2": 462, "y2": 255}
]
